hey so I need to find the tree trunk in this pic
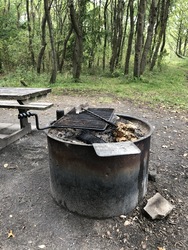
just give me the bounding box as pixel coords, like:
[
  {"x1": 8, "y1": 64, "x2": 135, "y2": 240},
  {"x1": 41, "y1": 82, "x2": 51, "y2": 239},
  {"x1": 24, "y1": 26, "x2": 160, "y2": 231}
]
[
  {"x1": 102, "y1": 0, "x2": 109, "y2": 71},
  {"x1": 133, "y1": 0, "x2": 146, "y2": 77},
  {"x1": 68, "y1": 0, "x2": 84, "y2": 82},
  {"x1": 59, "y1": 26, "x2": 73, "y2": 73},
  {"x1": 124, "y1": 0, "x2": 134, "y2": 75},
  {"x1": 3, "y1": 0, "x2": 10, "y2": 13},
  {"x1": 16, "y1": 2, "x2": 21, "y2": 28},
  {"x1": 110, "y1": 0, "x2": 125, "y2": 73},
  {"x1": 150, "y1": 0, "x2": 170, "y2": 71},
  {"x1": 26, "y1": 0, "x2": 35, "y2": 67},
  {"x1": 120, "y1": 1, "x2": 129, "y2": 66},
  {"x1": 55, "y1": 3, "x2": 68, "y2": 72},
  {"x1": 115, "y1": 1, "x2": 125, "y2": 67},
  {"x1": 140, "y1": 0, "x2": 158, "y2": 75},
  {"x1": 0, "y1": 59, "x2": 3, "y2": 73},
  {"x1": 44, "y1": 0, "x2": 57, "y2": 83},
  {"x1": 176, "y1": 20, "x2": 182, "y2": 55},
  {"x1": 37, "y1": 15, "x2": 47, "y2": 74},
  {"x1": 183, "y1": 30, "x2": 188, "y2": 56}
]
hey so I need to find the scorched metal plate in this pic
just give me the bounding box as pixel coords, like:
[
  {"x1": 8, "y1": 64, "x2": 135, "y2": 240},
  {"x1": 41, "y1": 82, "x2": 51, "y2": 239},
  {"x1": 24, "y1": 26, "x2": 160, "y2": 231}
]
[{"x1": 93, "y1": 141, "x2": 141, "y2": 157}]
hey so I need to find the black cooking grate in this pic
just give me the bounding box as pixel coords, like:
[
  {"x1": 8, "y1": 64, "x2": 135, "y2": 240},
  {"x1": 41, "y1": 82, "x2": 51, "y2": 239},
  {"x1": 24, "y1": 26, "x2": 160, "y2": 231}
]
[{"x1": 53, "y1": 108, "x2": 115, "y2": 131}]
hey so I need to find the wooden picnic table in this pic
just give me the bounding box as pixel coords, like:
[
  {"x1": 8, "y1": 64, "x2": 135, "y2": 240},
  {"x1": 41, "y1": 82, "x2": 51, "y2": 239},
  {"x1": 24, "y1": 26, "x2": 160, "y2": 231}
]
[
  {"x1": 0, "y1": 87, "x2": 53, "y2": 150},
  {"x1": 0, "y1": 87, "x2": 51, "y2": 101}
]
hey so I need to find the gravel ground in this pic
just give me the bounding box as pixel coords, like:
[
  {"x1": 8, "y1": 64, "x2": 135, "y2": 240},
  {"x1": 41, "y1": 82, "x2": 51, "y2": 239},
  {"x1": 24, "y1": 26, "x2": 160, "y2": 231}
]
[{"x1": 0, "y1": 93, "x2": 187, "y2": 250}]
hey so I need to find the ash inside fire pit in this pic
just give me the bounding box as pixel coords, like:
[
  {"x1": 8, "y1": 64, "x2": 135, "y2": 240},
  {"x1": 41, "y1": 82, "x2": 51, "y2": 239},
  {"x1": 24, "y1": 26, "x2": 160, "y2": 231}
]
[{"x1": 48, "y1": 116, "x2": 147, "y2": 144}]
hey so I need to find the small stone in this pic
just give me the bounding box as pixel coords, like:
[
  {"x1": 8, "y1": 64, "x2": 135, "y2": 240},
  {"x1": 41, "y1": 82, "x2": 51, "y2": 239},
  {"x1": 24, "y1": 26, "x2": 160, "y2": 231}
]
[
  {"x1": 38, "y1": 245, "x2": 46, "y2": 249},
  {"x1": 141, "y1": 241, "x2": 147, "y2": 249},
  {"x1": 148, "y1": 168, "x2": 157, "y2": 182},
  {"x1": 120, "y1": 215, "x2": 126, "y2": 219},
  {"x1": 144, "y1": 193, "x2": 174, "y2": 220},
  {"x1": 124, "y1": 220, "x2": 131, "y2": 226}
]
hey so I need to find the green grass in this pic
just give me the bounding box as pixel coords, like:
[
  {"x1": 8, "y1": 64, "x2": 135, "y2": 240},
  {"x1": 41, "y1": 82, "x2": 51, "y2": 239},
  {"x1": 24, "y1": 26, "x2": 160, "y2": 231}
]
[{"x1": 0, "y1": 59, "x2": 188, "y2": 111}]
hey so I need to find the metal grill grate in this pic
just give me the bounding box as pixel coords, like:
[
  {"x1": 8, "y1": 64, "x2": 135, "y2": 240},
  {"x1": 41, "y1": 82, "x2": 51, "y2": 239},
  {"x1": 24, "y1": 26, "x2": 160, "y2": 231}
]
[{"x1": 53, "y1": 108, "x2": 115, "y2": 131}]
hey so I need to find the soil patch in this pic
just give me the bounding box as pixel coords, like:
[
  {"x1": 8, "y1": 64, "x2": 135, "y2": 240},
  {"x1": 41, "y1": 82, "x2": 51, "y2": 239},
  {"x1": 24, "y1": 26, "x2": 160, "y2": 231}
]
[{"x1": 0, "y1": 93, "x2": 187, "y2": 250}]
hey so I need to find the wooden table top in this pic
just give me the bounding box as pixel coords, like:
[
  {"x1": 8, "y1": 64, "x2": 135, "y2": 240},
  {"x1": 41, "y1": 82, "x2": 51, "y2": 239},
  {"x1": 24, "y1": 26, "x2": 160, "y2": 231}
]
[{"x1": 0, "y1": 87, "x2": 51, "y2": 101}]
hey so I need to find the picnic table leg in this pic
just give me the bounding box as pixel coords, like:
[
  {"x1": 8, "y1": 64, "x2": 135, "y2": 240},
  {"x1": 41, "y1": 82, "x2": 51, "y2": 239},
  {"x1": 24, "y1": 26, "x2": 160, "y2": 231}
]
[
  {"x1": 0, "y1": 109, "x2": 32, "y2": 150},
  {"x1": 17, "y1": 100, "x2": 31, "y2": 129},
  {"x1": 18, "y1": 109, "x2": 31, "y2": 128}
]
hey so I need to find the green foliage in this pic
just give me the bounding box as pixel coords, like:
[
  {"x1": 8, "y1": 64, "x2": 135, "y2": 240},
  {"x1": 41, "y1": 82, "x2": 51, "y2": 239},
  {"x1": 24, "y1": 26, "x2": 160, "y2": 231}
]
[
  {"x1": 0, "y1": 6, "x2": 20, "y2": 71},
  {"x1": 0, "y1": 67, "x2": 50, "y2": 87},
  {"x1": 0, "y1": 59, "x2": 187, "y2": 111},
  {"x1": 168, "y1": 0, "x2": 188, "y2": 56},
  {"x1": 0, "y1": 9, "x2": 18, "y2": 39},
  {"x1": 0, "y1": 0, "x2": 182, "y2": 79}
]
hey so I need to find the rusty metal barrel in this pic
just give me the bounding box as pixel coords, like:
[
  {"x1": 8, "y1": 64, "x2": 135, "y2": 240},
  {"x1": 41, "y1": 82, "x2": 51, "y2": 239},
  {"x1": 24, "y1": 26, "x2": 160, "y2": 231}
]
[{"x1": 47, "y1": 115, "x2": 153, "y2": 218}]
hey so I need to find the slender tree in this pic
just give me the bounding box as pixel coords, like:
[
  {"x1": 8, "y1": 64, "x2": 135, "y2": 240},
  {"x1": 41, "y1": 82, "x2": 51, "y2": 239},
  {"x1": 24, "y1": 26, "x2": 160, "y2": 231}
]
[
  {"x1": 59, "y1": 25, "x2": 73, "y2": 72},
  {"x1": 102, "y1": 0, "x2": 109, "y2": 71},
  {"x1": 124, "y1": 0, "x2": 134, "y2": 75},
  {"x1": 150, "y1": 0, "x2": 170, "y2": 71},
  {"x1": 44, "y1": 0, "x2": 57, "y2": 83},
  {"x1": 37, "y1": 14, "x2": 47, "y2": 74},
  {"x1": 134, "y1": 0, "x2": 146, "y2": 77},
  {"x1": 140, "y1": 0, "x2": 158, "y2": 75},
  {"x1": 26, "y1": 0, "x2": 35, "y2": 67},
  {"x1": 110, "y1": 0, "x2": 125, "y2": 73},
  {"x1": 68, "y1": 0, "x2": 86, "y2": 81}
]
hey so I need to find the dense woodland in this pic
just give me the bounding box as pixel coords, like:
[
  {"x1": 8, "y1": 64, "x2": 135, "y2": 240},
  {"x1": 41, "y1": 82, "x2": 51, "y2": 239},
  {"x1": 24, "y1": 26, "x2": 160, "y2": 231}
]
[{"x1": 0, "y1": 0, "x2": 187, "y2": 83}]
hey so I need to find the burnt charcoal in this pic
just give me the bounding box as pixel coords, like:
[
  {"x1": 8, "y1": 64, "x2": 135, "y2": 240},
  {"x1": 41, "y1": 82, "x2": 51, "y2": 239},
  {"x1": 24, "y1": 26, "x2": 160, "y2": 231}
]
[
  {"x1": 135, "y1": 128, "x2": 145, "y2": 138},
  {"x1": 76, "y1": 130, "x2": 106, "y2": 144},
  {"x1": 49, "y1": 116, "x2": 148, "y2": 144}
]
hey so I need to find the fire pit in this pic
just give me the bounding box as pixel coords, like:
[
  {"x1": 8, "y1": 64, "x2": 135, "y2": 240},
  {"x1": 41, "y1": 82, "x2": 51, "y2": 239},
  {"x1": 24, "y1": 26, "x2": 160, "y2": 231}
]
[{"x1": 46, "y1": 106, "x2": 153, "y2": 218}]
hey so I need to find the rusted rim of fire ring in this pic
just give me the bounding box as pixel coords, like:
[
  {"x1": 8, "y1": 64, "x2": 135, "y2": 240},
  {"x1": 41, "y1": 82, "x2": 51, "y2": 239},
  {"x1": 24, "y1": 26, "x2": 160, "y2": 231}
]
[{"x1": 47, "y1": 114, "x2": 154, "y2": 146}]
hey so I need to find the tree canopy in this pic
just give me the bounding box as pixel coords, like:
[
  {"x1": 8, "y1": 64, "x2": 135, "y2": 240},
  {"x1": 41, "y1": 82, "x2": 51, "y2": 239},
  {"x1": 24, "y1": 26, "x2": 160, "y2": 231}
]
[{"x1": 0, "y1": 0, "x2": 186, "y2": 82}]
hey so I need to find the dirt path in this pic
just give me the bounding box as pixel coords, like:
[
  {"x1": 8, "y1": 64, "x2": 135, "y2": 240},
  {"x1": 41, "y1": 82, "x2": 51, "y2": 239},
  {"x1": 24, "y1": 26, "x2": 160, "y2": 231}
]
[{"x1": 0, "y1": 93, "x2": 187, "y2": 250}]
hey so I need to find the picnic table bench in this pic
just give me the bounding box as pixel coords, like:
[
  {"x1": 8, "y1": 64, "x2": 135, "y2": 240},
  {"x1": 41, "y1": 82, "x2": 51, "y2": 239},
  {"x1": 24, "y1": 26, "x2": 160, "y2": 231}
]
[
  {"x1": 0, "y1": 101, "x2": 53, "y2": 110},
  {"x1": 0, "y1": 87, "x2": 53, "y2": 150}
]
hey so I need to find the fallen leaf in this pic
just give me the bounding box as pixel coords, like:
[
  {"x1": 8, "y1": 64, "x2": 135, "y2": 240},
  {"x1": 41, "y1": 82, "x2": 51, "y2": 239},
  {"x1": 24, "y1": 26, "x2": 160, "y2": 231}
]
[
  {"x1": 124, "y1": 220, "x2": 132, "y2": 226},
  {"x1": 106, "y1": 231, "x2": 111, "y2": 236},
  {"x1": 141, "y1": 241, "x2": 147, "y2": 249},
  {"x1": 7, "y1": 230, "x2": 15, "y2": 238},
  {"x1": 4, "y1": 163, "x2": 9, "y2": 168},
  {"x1": 38, "y1": 245, "x2": 46, "y2": 249},
  {"x1": 3, "y1": 163, "x2": 17, "y2": 169},
  {"x1": 157, "y1": 247, "x2": 166, "y2": 250},
  {"x1": 120, "y1": 215, "x2": 126, "y2": 219}
]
